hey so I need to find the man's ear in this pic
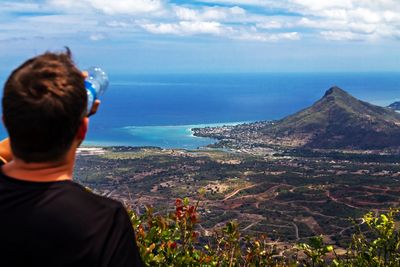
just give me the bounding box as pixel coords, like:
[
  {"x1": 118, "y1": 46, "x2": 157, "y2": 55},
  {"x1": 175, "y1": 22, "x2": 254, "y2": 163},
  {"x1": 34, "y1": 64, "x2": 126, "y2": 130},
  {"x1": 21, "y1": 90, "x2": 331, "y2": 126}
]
[{"x1": 76, "y1": 117, "x2": 89, "y2": 141}]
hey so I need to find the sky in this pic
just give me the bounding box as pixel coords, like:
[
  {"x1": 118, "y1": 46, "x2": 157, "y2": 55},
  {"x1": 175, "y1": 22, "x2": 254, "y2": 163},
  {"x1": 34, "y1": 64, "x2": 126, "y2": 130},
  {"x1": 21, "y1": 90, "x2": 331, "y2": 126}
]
[{"x1": 0, "y1": 0, "x2": 400, "y2": 75}]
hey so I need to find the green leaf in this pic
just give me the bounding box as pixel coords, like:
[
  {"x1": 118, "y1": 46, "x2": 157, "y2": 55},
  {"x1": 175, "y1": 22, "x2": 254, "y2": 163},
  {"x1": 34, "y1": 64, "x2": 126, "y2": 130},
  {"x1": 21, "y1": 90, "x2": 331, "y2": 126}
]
[
  {"x1": 325, "y1": 245, "x2": 334, "y2": 252},
  {"x1": 183, "y1": 197, "x2": 189, "y2": 206}
]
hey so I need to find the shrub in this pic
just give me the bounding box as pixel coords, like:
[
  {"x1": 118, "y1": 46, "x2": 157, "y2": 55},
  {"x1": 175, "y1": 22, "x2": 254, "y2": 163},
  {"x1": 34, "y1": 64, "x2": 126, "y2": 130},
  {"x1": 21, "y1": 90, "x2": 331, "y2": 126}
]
[
  {"x1": 130, "y1": 198, "x2": 294, "y2": 266},
  {"x1": 129, "y1": 199, "x2": 399, "y2": 267},
  {"x1": 297, "y1": 209, "x2": 400, "y2": 267},
  {"x1": 341, "y1": 209, "x2": 400, "y2": 267}
]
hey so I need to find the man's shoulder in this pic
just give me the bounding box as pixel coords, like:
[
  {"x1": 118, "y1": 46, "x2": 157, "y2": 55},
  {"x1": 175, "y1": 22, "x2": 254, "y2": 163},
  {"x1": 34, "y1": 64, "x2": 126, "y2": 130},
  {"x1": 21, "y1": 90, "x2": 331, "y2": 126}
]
[
  {"x1": 64, "y1": 181, "x2": 125, "y2": 211},
  {"x1": 35, "y1": 181, "x2": 131, "y2": 238},
  {"x1": 0, "y1": 172, "x2": 125, "y2": 213}
]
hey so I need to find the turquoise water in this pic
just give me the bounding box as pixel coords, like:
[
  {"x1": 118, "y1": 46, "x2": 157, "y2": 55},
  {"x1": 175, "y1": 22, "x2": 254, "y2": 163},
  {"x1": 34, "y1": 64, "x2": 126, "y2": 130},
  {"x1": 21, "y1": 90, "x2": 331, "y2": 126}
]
[{"x1": 84, "y1": 122, "x2": 245, "y2": 149}]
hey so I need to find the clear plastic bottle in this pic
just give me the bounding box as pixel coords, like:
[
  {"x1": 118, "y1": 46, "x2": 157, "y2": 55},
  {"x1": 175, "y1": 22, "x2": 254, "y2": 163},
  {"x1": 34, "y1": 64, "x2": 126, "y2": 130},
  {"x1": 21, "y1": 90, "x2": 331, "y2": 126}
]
[{"x1": 84, "y1": 67, "x2": 109, "y2": 114}]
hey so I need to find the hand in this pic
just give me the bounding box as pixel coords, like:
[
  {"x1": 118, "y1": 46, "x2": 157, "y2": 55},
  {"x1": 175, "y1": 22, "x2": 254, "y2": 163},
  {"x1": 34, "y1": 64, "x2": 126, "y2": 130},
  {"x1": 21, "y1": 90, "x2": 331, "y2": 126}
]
[
  {"x1": 0, "y1": 138, "x2": 13, "y2": 163},
  {"x1": 82, "y1": 71, "x2": 101, "y2": 117},
  {"x1": 88, "y1": 99, "x2": 100, "y2": 117}
]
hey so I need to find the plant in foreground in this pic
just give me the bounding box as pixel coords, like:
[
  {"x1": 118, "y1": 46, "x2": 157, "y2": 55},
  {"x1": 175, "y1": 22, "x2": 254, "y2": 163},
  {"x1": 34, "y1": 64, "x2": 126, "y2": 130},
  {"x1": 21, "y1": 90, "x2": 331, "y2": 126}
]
[{"x1": 129, "y1": 199, "x2": 399, "y2": 267}]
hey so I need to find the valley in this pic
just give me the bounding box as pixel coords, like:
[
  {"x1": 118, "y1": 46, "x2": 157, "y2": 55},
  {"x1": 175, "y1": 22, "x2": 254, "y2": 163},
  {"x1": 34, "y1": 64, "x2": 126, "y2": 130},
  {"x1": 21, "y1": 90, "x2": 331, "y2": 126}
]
[{"x1": 75, "y1": 146, "x2": 400, "y2": 248}]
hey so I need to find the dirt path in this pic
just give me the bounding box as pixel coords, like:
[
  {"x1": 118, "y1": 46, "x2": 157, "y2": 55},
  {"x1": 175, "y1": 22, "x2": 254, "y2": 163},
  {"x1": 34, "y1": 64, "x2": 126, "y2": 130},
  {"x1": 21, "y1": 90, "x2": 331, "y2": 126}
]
[
  {"x1": 242, "y1": 220, "x2": 262, "y2": 231},
  {"x1": 223, "y1": 183, "x2": 260, "y2": 201},
  {"x1": 326, "y1": 190, "x2": 367, "y2": 210}
]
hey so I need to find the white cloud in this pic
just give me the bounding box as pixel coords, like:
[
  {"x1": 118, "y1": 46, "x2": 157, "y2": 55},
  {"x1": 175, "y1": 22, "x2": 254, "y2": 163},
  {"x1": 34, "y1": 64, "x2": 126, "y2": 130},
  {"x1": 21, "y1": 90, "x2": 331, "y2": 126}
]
[
  {"x1": 290, "y1": 0, "x2": 353, "y2": 12},
  {"x1": 349, "y1": 8, "x2": 381, "y2": 24},
  {"x1": 290, "y1": 1, "x2": 400, "y2": 41},
  {"x1": 89, "y1": 0, "x2": 165, "y2": 14},
  {"x1": 173, "y1": 5, "x2": 245, "y2": 21},
  {"x1": 0, "y1": 13, "x2": 99, "y2": 40},
  {"x1": 106, "y1": 21, "x2": 129, "y2": 28},
  {"x1": 383, "y1": 11, "x2": 399, "y2": 23},
  {"x1": 298, "y1": 17, "x2": 377, "y2": 36},
  {"x1": 21, "y1": 14, "x2": 97, "y2": 26},
  {"x1": 90, "y1": 33, "x2": 106, "y2": 41},
  {"x1": 142, "y1": 21, "x2": 229, "y2": 35},
  {"x1": 135, "y1": 3, "x2": 300, "y2": 42},
  {"x1": 237, "y1": 31, "x2": 300, "y2": 42},
  {"x1": 199, "y1": 0, "x2": 400, "y2": 41},
  {"x1": 194, "y1": 0, "x2": 269, "y2": 5},
  {"x1": 321, "y1": 31, "x2": 364, "y2": 41},
  {"x1": 1, "y1": 2, "x2": 43, "y2": 12},
  {"x1": 256, "y1": 21, "x2": 283, "y2": 29},
  {"x1": 1, "y1": 0, "x2": 400, "y2": 43},
  {"x1": 349, "y1": 23, "x2": 377, "y2": 35},
  {"x1": 141, "y1": 21, "x2": 226, "y2": 35},
  {"x1": 48, "y1": 0, "x2": 165, "y2": 15},
  {"x1": 141, "y1": 19, "x2": 300, "y2": 42},
  {"x1": 46, "y1": 0, "x2": 89, "y2": 12}
]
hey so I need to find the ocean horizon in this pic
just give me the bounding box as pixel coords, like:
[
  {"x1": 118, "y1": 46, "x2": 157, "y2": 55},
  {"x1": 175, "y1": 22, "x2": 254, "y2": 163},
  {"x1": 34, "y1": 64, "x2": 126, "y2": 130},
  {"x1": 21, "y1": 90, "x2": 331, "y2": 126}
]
[{"x1": 1, "y1": 72, "x2": 399, "y2": 149}]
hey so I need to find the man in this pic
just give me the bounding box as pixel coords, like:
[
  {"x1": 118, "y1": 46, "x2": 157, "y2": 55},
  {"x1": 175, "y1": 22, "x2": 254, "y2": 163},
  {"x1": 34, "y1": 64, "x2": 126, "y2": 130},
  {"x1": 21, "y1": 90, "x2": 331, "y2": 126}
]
[{"x1": 0, "y1": 50, "x2": 143, "y2": 266}]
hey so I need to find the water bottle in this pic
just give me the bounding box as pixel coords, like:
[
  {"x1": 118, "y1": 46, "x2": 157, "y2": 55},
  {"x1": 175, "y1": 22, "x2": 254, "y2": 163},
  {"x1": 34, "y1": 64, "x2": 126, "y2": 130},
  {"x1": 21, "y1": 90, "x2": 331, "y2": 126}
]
[{"x1": 84, "y1": 67, "x2": 109, "y2": 114}]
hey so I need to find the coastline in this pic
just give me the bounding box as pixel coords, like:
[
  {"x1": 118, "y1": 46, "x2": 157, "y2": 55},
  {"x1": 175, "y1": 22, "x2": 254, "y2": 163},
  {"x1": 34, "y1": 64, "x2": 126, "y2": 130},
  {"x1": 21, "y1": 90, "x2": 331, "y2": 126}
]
[{"x1": 83, "y1": 121, "x2": 250, "y2": 149}]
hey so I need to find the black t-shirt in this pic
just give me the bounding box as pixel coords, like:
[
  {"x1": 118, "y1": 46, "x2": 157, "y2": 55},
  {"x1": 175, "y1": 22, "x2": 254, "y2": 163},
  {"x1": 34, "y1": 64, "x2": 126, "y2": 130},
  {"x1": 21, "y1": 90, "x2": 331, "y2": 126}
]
[{"x1": 0, "y1": 170, "x2": 144, "y2": 267}]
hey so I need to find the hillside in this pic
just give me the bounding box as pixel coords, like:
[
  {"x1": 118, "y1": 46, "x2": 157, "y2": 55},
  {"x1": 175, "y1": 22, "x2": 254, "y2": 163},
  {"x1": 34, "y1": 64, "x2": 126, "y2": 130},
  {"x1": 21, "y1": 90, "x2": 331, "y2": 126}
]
[
  {"x1": 266, "y1": 86, "x2": 400, "y2": 149},
  {"x1": 193, "y1": 87, "x2": 400, "y2": 150},
  {"x1": 388, "y1": 101, "x2": 400, "y2": 111}
]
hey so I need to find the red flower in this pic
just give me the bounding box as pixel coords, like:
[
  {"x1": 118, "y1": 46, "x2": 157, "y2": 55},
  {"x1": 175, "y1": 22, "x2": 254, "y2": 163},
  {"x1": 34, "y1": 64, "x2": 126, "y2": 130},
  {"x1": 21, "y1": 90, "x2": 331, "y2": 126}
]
[
  {"x1": 176, "y1": 210, "x2": 183, "y2": 219},
  {"x1": 188, "y1": 205, "x2": 195, "y2": 214},
  {"x1": 175, "y1": 198, "x2": 183, "y2": 207},
  {"x1": 169, "y1": 241, "x2": 177, "y2": 249},
  {"x1": 192, "y1": 232, "x2": 199, "y2": 239},
  {"x1": 190, "y1": 213, "x2": 197, "y2": 223}
]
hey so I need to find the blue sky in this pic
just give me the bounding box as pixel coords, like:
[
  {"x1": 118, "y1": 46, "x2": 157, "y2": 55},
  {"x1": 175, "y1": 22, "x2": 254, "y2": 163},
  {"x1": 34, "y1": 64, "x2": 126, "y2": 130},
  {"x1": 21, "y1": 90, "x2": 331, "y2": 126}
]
[{"x1": 0, "y1": 0, "x2": 400, "y2": 75}]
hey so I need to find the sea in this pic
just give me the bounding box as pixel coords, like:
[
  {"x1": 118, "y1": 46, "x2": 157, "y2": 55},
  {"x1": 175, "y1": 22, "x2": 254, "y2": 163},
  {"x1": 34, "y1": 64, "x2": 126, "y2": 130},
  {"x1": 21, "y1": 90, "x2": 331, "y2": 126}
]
[{"x1": 0, "y1": 73, "x2": 399, "y2": 149}]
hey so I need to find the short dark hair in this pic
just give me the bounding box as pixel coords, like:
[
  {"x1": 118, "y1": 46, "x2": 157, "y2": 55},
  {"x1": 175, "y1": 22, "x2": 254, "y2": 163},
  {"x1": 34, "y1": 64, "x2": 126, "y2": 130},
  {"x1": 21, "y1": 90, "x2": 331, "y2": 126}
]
[{"x1": 2, "y1": 49, "x2": 87, "y2": 162}]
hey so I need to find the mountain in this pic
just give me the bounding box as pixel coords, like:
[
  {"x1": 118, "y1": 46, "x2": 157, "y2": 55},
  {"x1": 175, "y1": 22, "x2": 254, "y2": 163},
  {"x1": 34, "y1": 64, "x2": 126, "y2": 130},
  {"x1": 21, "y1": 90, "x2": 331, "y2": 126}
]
[
  {"x1": 388, "y1": 101, "x2": 400, "y2": 111},
  {"x1": 193, "y1": 86, "x2": 400, "y2": 150},
  {"x1": 262, "y1": 86, "x2": 400, "y2": 149}
]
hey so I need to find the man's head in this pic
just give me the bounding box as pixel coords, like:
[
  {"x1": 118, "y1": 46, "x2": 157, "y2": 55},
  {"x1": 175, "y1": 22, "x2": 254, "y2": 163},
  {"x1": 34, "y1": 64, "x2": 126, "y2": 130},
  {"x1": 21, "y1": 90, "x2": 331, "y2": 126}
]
[{"x1": 2, "y1": 49, "x2": 87, "y2": 163}]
